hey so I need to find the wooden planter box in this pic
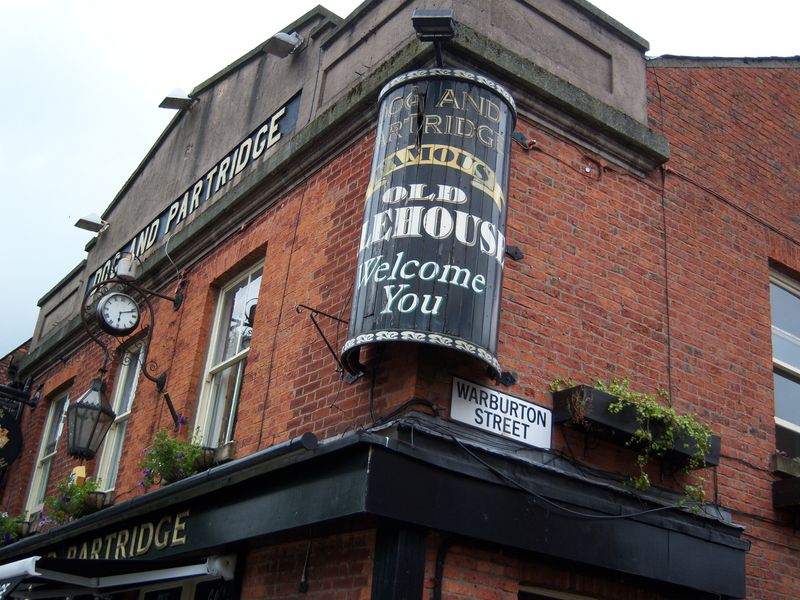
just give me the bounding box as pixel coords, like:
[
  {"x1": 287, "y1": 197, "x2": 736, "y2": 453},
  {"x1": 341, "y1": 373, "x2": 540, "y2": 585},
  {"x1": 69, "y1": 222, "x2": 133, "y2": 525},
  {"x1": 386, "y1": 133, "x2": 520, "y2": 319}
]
[{"x1": 552, "y1": 385, "x2": 721, "y2": 468}]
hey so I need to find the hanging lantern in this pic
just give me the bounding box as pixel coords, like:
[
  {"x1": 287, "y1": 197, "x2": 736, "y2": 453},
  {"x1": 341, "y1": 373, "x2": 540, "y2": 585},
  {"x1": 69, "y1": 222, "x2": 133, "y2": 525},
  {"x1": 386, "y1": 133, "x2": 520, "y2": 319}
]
[{"x1": 66, "y1": 379, "x2": 116, "y2": 459}]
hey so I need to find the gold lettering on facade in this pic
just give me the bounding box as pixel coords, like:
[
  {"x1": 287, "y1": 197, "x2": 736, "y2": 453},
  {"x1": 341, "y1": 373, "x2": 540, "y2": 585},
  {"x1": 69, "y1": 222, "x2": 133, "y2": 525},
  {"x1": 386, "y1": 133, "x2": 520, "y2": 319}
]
[
  {"x1": 172, "y1": 510, "x2": 189, "y2": 546},
  {"x1": 137, "y1": 522, "x2": 154, "y2": 555},
  {"x1": 366, "y1": 144, "x2": 505, "y2": 210},
  {"x1": 90, "y1": 537, "x2": 103, "y2": 559},
  {"x1": 58, "y1": 509, "x2": 192, "y2": 560},
  {"x1": 115, "y1": 529, "x2": 129, "y2": 559},
  {"x1": 154, "y1": 516, "x2": 172, "y2": 550},
  {"x1": 103, "y1": 533, "x2": 116, "y2": 559}
]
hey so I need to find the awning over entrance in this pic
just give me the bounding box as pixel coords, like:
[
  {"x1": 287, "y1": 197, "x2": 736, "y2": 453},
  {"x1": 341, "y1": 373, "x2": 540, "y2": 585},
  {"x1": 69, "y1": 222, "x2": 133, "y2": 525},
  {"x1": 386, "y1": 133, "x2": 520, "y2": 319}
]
[
  {"x1": 0, "y1": 414, "x2": 748, "y2": 598},
  {"x1": 0, "y1": 554, "x2": 234, "y2": 599}
]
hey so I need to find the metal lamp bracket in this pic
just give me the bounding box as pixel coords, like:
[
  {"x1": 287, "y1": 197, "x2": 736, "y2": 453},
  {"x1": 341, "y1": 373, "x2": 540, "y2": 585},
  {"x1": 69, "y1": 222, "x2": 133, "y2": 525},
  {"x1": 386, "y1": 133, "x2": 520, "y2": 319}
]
[
  {"x1": 295, "y1": 304, "x2": 364, "y2": 384},
  {"x1": 82, "y1": 275, "x2": 187, "y2": 430}
]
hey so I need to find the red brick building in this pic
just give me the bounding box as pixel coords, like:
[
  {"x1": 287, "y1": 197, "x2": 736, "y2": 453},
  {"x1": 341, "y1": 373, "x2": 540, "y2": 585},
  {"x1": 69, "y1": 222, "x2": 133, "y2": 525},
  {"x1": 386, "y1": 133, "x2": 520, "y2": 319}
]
[{"x1": 0, "y1": 2, "x2": 798, "y2": 599}]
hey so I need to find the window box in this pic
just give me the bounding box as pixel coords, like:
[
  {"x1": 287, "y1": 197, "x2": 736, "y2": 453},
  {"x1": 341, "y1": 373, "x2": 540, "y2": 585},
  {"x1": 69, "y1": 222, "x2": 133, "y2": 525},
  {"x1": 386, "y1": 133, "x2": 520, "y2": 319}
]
[
  {"x1": 193, "y1": 442, "x2": 237, "y2": 471},
  {"x1": 84, "y1": 490, "x2": 112, "y2": 513},
  {"x1": 214, "y1": 440, "x2": 238, "y2": 465},
  {"x1": 773, "y1": 477, "x2": 800, "y2": 511},
  {"x1": 771, "y1": 453, "x2": 800, "y2": 511},
  {"x1": 552, "y1": 385, "x2": 721, "y2": 468},
  {"x1": 195, "y1": 447, "x2": 218, "y2": 471}
]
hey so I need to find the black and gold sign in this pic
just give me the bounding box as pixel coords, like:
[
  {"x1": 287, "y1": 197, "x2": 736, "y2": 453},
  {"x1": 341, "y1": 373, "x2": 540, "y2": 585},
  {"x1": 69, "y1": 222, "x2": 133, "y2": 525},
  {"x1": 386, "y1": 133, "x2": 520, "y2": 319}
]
[
  {"x1": 342, "y1": 69, "x2": 516, "y2": 374},
  {"x1": 0, "y1": 407, "x2": 22, "y2": 468}
]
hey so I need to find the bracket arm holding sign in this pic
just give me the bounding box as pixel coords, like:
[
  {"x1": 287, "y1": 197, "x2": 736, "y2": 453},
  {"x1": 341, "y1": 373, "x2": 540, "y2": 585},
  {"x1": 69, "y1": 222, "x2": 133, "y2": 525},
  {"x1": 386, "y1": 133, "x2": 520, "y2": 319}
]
[{"x1": 296, "y1": 305, "x2": 364, "y2": 384}]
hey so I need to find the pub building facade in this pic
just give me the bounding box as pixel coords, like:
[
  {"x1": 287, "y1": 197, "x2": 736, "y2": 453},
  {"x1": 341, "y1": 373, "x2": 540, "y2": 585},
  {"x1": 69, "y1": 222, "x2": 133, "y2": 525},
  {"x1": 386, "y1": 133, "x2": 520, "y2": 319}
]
[{"x1": 0, "y1": 0, "x2": 798, "y2": 598}]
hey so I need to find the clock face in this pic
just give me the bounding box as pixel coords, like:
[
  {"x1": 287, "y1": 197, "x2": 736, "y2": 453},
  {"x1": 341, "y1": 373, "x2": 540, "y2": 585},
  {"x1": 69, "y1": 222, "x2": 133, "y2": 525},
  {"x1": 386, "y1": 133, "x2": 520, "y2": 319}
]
[{"x1": 96, "y1": 292, "x2": 140, "y2": 336}]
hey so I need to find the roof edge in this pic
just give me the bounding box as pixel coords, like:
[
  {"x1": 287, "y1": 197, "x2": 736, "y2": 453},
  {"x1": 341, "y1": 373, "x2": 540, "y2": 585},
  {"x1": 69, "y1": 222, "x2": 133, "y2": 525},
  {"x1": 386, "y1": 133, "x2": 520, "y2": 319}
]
[{"x1": 649, "y1": 55, "x2": 800, "y2": 68}]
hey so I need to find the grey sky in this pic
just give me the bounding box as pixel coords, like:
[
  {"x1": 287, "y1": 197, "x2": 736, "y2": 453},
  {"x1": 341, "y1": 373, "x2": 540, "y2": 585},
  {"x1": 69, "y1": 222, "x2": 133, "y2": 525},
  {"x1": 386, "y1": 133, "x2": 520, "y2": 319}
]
[{"x1": 1, "y1": 0, "x2": 797, "y2": 357}]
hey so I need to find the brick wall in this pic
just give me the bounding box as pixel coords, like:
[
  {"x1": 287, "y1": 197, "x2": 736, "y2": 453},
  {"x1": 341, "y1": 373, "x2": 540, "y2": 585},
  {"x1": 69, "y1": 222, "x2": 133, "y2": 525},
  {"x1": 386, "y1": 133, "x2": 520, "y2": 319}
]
[
  {"x1": 646, "y1": 62, "x2": 800, "y2": 600},
  {"x1": 240, "y1": 531, "x2": 373, "y2": 600}
]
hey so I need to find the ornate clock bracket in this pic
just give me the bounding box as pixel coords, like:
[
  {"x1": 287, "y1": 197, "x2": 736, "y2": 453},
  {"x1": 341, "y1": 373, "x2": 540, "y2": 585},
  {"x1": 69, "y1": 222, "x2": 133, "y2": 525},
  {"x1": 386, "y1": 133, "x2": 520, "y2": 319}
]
[{"x1": 82, "y1": 274, "x2": 187, "y2": 430}]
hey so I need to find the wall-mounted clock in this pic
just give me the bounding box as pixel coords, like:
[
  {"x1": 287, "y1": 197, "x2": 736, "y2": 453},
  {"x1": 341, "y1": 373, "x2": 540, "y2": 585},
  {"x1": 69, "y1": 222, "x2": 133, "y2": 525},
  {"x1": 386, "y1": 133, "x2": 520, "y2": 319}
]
[{"x1": 96, "y1": 292, "x2": 140, "y2": 336}]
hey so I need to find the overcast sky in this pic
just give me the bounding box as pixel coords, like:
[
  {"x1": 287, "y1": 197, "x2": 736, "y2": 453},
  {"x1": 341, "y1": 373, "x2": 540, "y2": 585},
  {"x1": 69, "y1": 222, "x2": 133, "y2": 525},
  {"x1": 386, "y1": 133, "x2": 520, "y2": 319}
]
[{"x1": 0, "y1": 0, "x2": 798, "y2": 358}]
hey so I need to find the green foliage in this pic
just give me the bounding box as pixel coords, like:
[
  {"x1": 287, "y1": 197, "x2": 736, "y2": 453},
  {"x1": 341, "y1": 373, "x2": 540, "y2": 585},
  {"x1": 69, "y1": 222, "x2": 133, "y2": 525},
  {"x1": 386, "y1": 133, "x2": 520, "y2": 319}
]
[
  {"x1": 553, "y1": 376, "x2": 713, "y2": 506},
  {"x1": 595, "y1": 377, "x2": 712, "y2": 503},
  {"x1": 549, "y1": 377, "x2": 575, "y2": 392},
  {"x1": 0, "y1": 512, "x2": 26, "y2": 544},
  {"x1": 42, "y1": 476, "x2": 101, "y2": 527},
  {"x1": 139, "y1": 428, "x2": 204, "y2": 487}
]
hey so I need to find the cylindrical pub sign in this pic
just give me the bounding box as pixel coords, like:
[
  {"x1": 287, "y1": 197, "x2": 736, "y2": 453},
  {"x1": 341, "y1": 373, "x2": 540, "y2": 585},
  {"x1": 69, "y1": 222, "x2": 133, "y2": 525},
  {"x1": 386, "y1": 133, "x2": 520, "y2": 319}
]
[{"x1": 341, "y1": 68, "x2": 516, "y2": 375}]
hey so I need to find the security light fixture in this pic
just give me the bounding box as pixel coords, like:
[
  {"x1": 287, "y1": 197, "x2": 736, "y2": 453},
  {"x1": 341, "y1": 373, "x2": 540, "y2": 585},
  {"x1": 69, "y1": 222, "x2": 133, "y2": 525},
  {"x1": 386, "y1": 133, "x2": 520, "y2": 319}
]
[
  {"x1": 411, "y1": 9, "x2": 456, "y2": 42},
  {"x1": 159, "y1": 88, "x2": 194, "y2": 110},
  {"x1": 114, "y1": 251, "x2": 142, "y2": 280},
  {"x1": 66, "y1": 378, "x2": 116, "y2": 459},
  {"x1": 411, "y1": 9, "x2": 455, "y2": 67},
  {"x1": 262, "y1": 32, "x2": 304, "y2": 58},
  {"x1": 74, "y1": 212, "x2": 108, "y2": 233}
]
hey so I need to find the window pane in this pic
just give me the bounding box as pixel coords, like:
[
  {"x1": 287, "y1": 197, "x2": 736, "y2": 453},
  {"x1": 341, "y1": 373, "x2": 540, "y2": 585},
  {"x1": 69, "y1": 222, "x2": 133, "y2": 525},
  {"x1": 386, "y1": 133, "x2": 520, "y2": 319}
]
[
  {"x1": 772, "y1": 282, "x2": 800, "y2": 352},
  {"x1": 100, "y1": 419, "x2": 128, "y2": 490},
  {"x1": 28, "y1": 393, "x2": 68, "y2": 511},
  {"x1": 211, "y1": 269, "x2": 262, "y2": 365},
  {"x1": 775, "y1": 369, "x2": 800, "y2": 426},
  {"x1": 206, "y1": 359, "x2": 245, "y2": 446},
  {"x1": 774, "y1": 329, "x2": 800, "y2": 368},
  {"x1": 116, "y1": 346, "x2": 142, "y2": 414},
  {"x1": 237, "y1": 271, "x2": 261, "y2": 353},
  {"x1": 31, "y1": 457, "x2": 54, "y2": 507},
  {"x1": 776, "y1": 424, "x2": 800, "y2": 458},
  {"x1": 43, "y1": 395, "x2": 67, "y2": 455}
]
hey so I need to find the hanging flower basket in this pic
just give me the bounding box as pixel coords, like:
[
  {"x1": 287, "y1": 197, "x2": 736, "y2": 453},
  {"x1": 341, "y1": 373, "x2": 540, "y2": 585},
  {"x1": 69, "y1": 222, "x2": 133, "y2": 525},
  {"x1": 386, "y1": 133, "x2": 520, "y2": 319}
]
[{"x1": 140, "y1": 428, "x2": 207, "y2": 487}]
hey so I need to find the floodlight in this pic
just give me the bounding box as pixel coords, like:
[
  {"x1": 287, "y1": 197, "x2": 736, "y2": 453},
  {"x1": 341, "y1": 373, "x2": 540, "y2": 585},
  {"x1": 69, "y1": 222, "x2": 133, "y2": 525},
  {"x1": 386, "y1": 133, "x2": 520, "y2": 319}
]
[
  {"x1": 74, "y1": 213, "x2": 108, "y2": 233},
  {"x1": 411, "y1": 9, "x2": 455, "y2": 42},
  {"x1": 262, "y1": 32, "x2": 304, "y2": 58},
  {"x1": 159, "y1": 88, "x2": 194, "y2": 110}
]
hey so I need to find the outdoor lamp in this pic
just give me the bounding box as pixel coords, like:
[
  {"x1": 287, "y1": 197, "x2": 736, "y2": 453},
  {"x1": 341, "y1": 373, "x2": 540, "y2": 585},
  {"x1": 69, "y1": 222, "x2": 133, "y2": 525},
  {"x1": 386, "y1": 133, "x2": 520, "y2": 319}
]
[
  {"x1": 114, "y1": 251, "x2": 141, "y2": 280},
  {"x1": 159, "y1": 88, "x2": 194, "y2": 110},
  {"x1": 262, "y1": 32, "x2": 303, "y2": 58},
  {"x1": 74, "y1": 213, "x2": 109, "y2": 233},
  {"x1": 411, "y1": 9, "x2": 454, "y2": 67},
  {"x1": 411, "y1": 9, "x2": 455, "y2": 42},
  {"x1": 66, "y1": 379, "x2": 116, "y2": 459}
]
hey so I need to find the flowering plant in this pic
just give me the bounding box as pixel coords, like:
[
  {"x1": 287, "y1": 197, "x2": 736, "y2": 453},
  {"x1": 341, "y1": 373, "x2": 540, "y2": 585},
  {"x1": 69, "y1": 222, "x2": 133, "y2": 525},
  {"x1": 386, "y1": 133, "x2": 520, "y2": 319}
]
[
  {"x1": 139, "y1": 426, "x2": 205, "y2": 487},
  {"x1": 42, "y1": 476, "x2": 101, "y2": 527},
  {"x1": 0, "y1": 512, "x2": 26, "y2": 544}
]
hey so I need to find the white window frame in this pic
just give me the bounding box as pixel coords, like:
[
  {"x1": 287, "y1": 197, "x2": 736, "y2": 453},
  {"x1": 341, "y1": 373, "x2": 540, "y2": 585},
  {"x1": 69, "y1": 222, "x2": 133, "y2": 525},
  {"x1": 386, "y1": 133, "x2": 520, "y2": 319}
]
[
  {"x1": 196, "y1": 263, "x2": 263, "y2": 447},
  {"x1": 96, "y1": 341, "x2": 143, "y2": 491},
  {"x1": 771, "y1": 272, "x2": 800, "y2": 440},
  {"x1": 25, "y1": 390, "x2": 69, "y2": 515}
]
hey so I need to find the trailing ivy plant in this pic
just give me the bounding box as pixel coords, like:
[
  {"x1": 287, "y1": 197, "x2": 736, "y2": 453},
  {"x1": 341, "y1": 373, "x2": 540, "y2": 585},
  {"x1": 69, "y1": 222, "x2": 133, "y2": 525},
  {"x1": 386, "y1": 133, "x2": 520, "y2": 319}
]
[
  {"x1": 553, "y1": 376, "x2": 713, "y2": 505},
  {"x1": 596, "y1": 377, "x2": 712, "y2": 501}
]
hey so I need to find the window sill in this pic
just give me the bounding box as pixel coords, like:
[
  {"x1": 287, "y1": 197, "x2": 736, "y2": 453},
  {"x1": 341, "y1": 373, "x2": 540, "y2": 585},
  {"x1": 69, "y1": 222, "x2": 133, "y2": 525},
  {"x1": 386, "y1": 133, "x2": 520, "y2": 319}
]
[{"x1": 771, "y1": 453, "x2": 800, "y2": 478}]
